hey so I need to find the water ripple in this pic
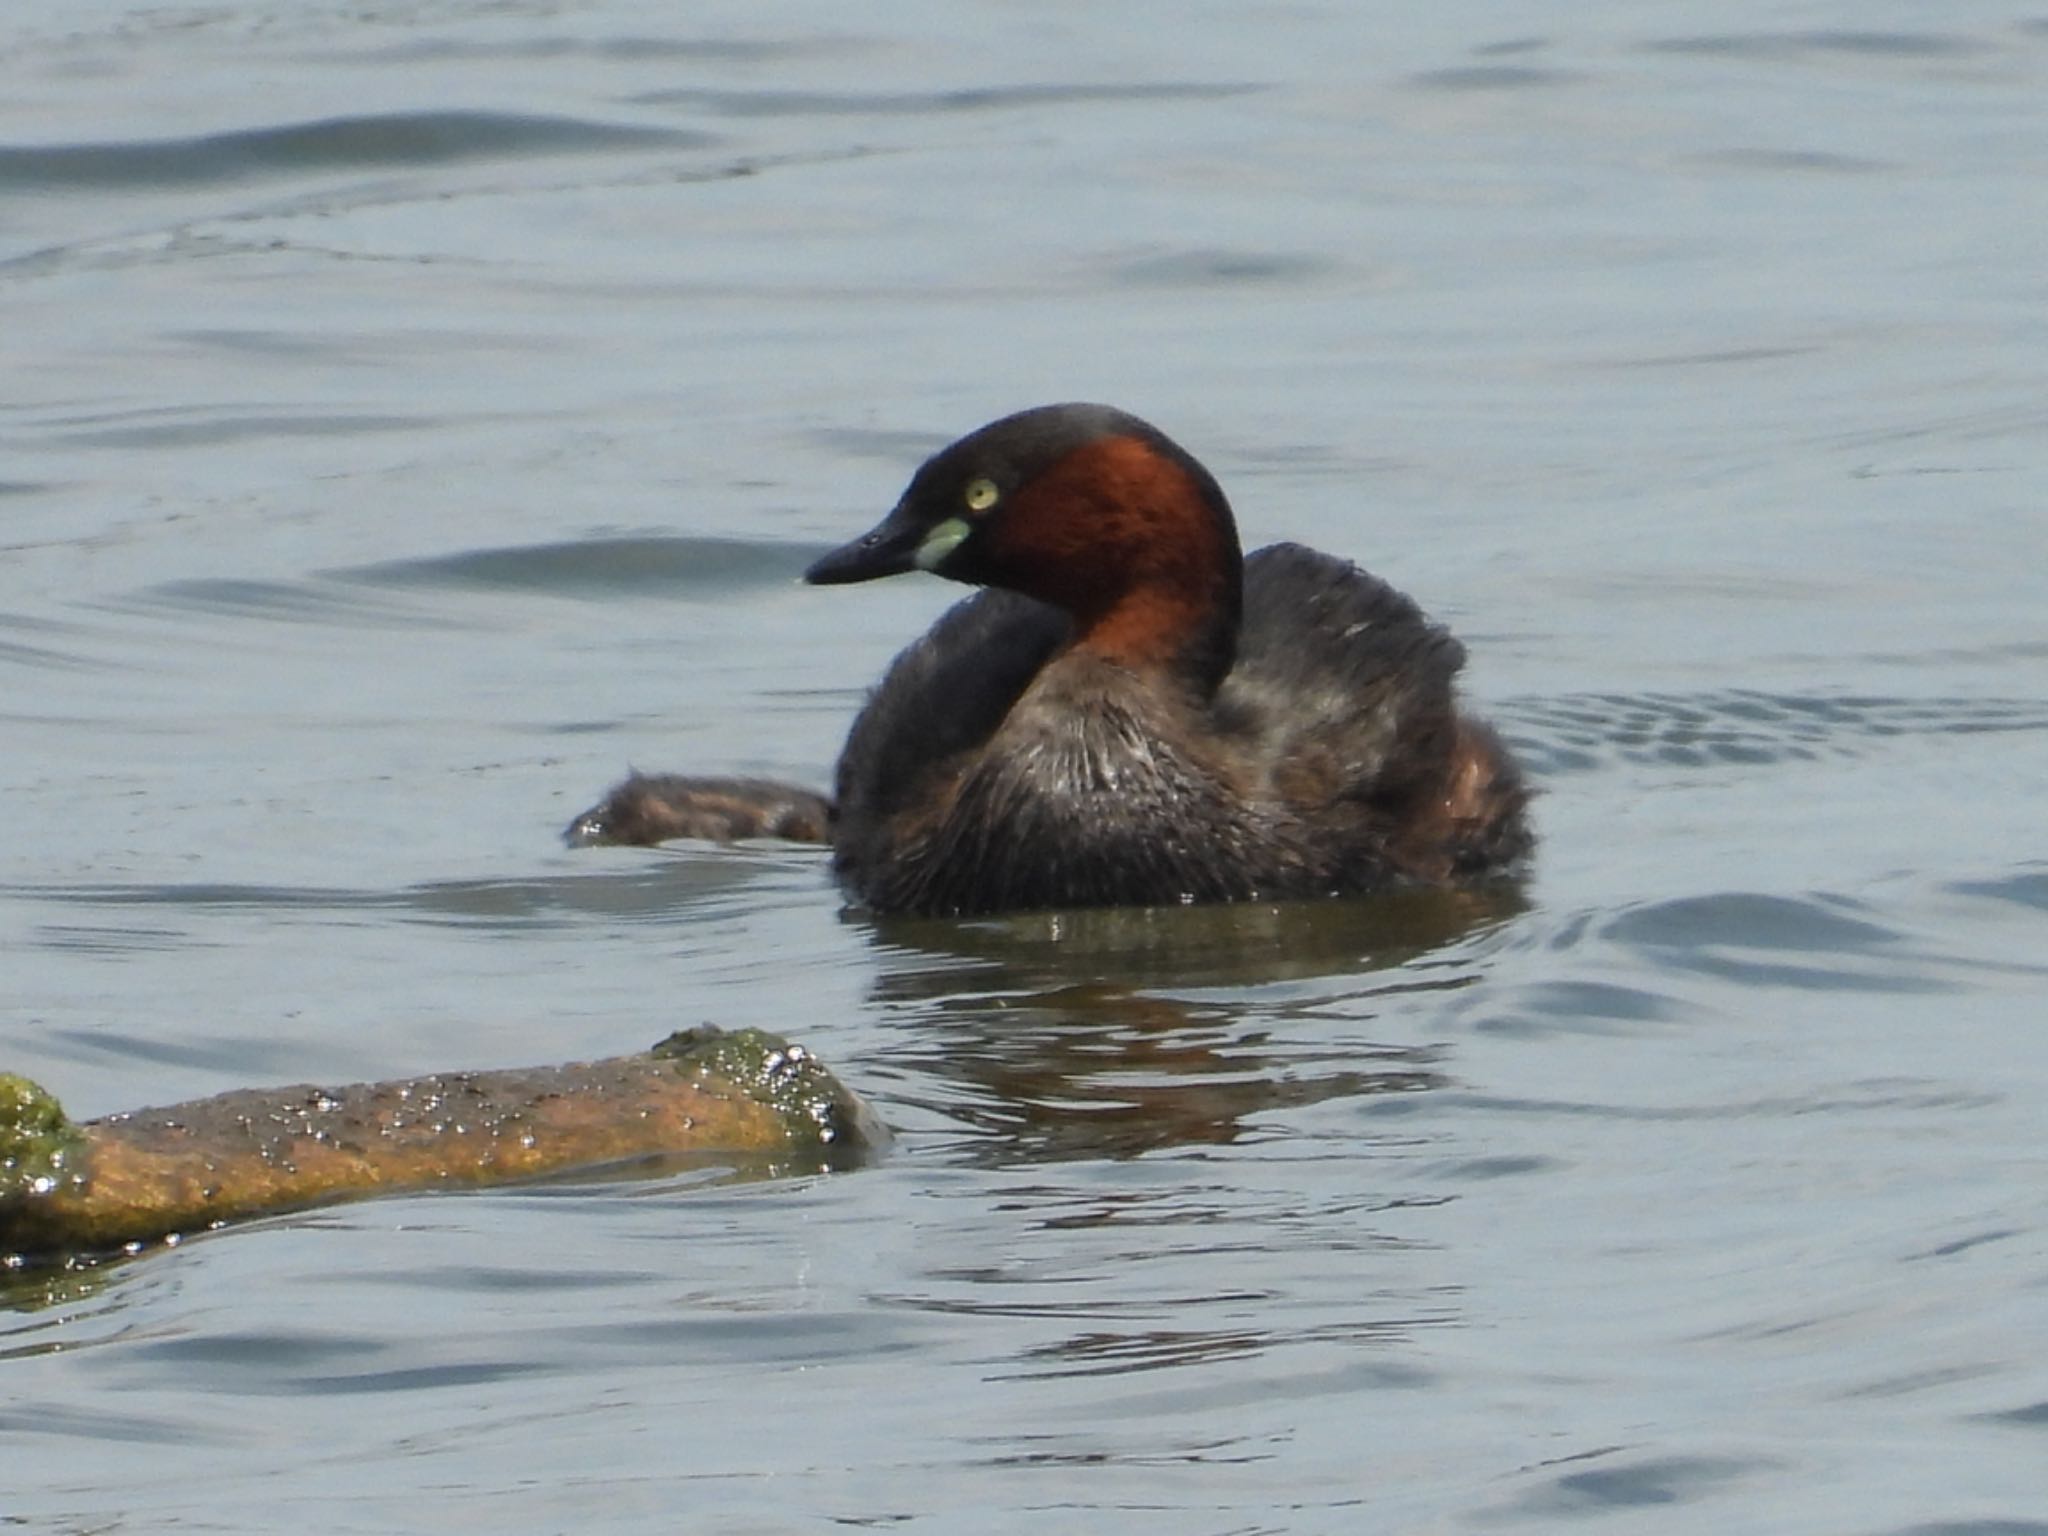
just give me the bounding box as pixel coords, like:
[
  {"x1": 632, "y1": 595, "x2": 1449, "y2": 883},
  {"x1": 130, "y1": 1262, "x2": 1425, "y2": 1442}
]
[
  {"x1": 1504, "y1": 689, "x2": 2048, "y2": 776},
  {"x1": 1642, "y1": 30, "x2": 1991, "y2": 62},
  {"x1": 1002, "y1": 1316, "x2": 1433, "y2": 1381},
  {"x1": 335, "y1": 536, "x2": 808, "y2": 600},
  {"x1": 1973, "y1": 1401, "x2": 2048, "y2": 1429},
  {"x1": 1407, "y1": 64, "x2": 1584, "y2": 90},
  {"x1": 630, "y1": 82, "x2": 1257, "y2": 117},
  {"x1": 0, "y1": 621, "x2": 104, "y2": 672},
  {"x1": 0, "y1": 111, "x2": 714, "y2": 192},
  {"x1": 1099, "y1": 247, "x2": 1337, "y2": 289},
  {"x1": 1447, "y1": 1081, "x2": 1997, "y2": 1123},
  {"x1": 1948, "y1": 868, "x2": 2048, "y2": 912},
  {"x1": 1604, "y1": 891, "x2": 1950, "y2": 993},
  {"x1": 1514, "y1": 1453, "x2": 1771, "y2": 1514},
  {"x1": 0, "y1": 1402, "x2": 229, "y2": 1446},
  {"x1": 12, "y1": 860, "x2": 816, "y2": 934},
  {"x1": 108, "y1": 575, "x2": 452, "y2": 630},
  {"x1": 50, "y1": 411, "x2": 426, "y2": 450},
  {"x1": 346, "y1": 34, "x2": 865, "y2": 65}
]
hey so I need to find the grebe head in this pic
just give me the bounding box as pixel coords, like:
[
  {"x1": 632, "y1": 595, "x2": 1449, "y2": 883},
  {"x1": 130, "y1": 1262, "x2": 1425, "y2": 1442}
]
[{"x1": 806, "y1": 403, "x2": 1245, "y2": 691}]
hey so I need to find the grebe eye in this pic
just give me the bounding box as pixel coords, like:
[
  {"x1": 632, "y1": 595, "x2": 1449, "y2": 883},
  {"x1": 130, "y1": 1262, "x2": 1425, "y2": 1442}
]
[{"x1": 962, "y1": 478, "x2": 1000, "y2": 513}]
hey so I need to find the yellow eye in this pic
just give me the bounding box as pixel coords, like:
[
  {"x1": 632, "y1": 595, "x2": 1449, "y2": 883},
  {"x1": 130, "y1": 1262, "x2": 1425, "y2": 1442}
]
[{"x1": 963, "y1": 477, "x2": 1000, "y2": 513}]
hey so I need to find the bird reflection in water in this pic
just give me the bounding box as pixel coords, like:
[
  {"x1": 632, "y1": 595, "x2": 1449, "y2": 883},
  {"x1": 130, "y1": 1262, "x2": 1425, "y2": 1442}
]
[{"x1": 849, "y1": 881, "x2": 1525, "y2": 1164}]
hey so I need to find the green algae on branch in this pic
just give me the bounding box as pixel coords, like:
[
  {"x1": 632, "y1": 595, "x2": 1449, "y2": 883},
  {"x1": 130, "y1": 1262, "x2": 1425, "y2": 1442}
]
[
  {"x1": 0, "y1": 1075, "x2": 89, "y2": 1206},
  {"x1": 1, "y1": 1027, "x2": 886, "y2": 1264}
]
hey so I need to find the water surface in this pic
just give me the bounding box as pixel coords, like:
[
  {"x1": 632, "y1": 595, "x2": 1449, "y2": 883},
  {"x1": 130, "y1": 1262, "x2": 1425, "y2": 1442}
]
[{"x1": 3, "y1": 2, "x2": 2045, "y2": 1532}]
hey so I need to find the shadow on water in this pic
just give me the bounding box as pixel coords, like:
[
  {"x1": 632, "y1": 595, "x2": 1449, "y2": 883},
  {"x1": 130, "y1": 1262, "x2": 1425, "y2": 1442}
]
[{"x1": 844, "y1": 884, "x2": 1526, "y2": 1165}]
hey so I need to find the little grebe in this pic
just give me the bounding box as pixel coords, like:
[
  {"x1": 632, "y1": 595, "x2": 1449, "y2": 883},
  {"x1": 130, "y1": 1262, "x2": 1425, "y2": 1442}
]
[{"x1": 568, "y1": 403, "x2": 1531, "y2": 916}]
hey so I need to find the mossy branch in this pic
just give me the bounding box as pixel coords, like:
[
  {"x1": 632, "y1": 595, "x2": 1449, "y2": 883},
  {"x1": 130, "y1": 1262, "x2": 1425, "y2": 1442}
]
[{"x1": 2, "y1": 1027, "x2": 884, "y2": 1263}]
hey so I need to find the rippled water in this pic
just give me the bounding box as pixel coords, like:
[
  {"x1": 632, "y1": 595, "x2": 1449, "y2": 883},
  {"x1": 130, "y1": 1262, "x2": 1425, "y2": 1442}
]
[{"x1": 5, "y1": 3, "x2": 2046, "y2": 1532}]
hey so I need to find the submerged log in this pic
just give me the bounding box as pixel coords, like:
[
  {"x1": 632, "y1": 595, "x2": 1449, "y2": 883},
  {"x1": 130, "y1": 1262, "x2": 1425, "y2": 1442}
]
[{"x1": 0, "y1": 1026, "x2": 884, "y2": 1262}]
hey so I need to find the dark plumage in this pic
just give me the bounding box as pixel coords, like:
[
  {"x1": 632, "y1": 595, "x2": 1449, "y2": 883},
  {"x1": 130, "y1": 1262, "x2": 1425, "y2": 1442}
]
[
  {"x1": 568, "y1": 403, "x2": 1531, "y2": 916},
  {"x1": 564, "y1": 774, "x2": 830, "y2": 848}
]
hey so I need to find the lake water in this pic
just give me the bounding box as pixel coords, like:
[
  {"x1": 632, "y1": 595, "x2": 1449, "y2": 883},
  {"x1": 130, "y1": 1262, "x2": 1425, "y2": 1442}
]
[{"x1": 4, "y1": 2, "x2": 2046, "y2": 1531}]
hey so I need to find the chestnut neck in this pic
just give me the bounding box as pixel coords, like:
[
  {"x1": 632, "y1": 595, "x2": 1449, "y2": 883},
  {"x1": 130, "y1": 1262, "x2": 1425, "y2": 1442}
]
[{"x1": 988, "y1": 433, "x2": 1243, "y2": 698}]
